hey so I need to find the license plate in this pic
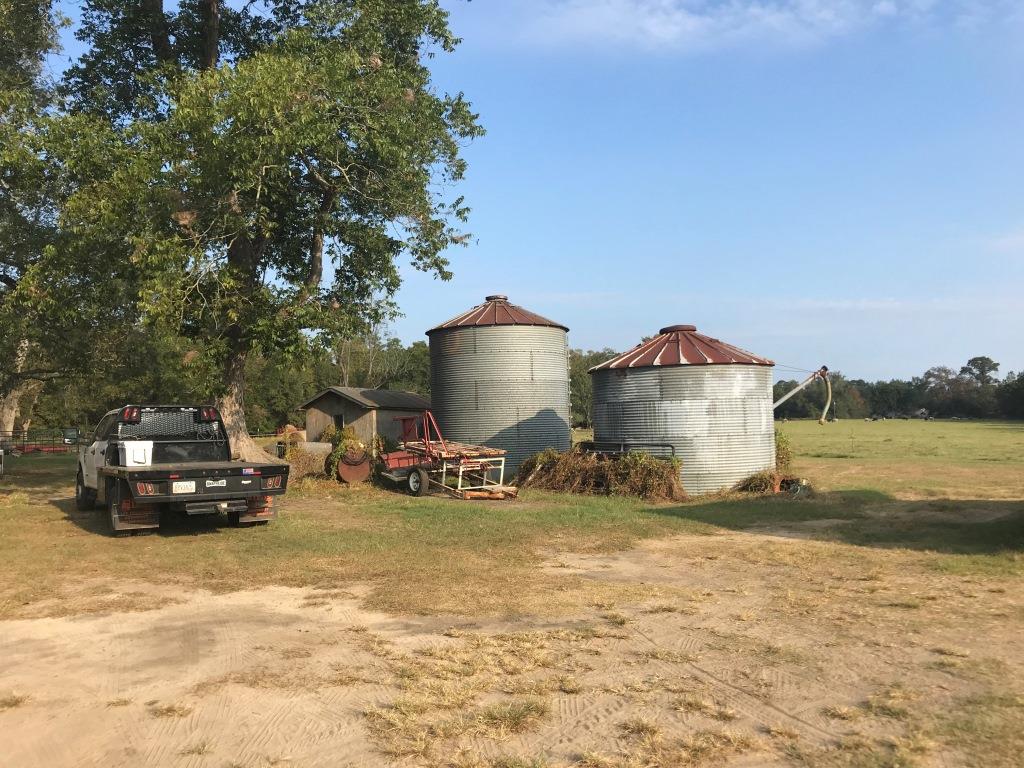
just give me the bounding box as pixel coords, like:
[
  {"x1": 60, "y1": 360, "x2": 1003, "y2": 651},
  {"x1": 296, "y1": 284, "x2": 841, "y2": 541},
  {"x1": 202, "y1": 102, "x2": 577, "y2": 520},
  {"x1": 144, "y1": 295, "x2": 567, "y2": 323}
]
[
  {"x1": 172, "y1": 481, "x2": 196, "y2": 494},
  {"x1": 205, "y1": 479, "x2": 226, "y2": 488}
]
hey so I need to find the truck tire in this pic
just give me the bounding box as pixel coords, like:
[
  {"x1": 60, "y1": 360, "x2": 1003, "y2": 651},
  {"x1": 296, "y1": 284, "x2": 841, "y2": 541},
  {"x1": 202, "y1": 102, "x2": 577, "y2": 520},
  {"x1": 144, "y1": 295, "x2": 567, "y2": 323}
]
[
  {"x1": 407, "y1": 467, "x2": 429, "y2": 497},
  {"x1": 75, "y1": 468, "x2": 96, "y2": 511}
]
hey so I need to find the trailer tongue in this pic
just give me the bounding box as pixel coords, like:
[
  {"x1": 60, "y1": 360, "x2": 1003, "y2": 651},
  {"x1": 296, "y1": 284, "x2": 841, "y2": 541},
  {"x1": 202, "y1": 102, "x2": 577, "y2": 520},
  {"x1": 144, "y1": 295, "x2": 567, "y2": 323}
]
[{"x1": 380, "y1": 410, "x2": 518, "y2": 500}]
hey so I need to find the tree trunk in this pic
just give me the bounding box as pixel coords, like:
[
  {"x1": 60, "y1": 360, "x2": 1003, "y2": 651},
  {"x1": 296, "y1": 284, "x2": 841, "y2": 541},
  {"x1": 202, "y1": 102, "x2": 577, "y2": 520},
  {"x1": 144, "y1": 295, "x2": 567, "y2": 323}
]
[
  {"x1": 216, "y1": 345, "x2": 277, "y2": 463},
  {"x1": 0, "y1": 379, "x2": 36, "y2": 436},
  {"x1": 13, "y1": 381, "x2": 42, "y2": 433},
  {"x1": 200, "y1": 0, "x2": 220, "y2": 70},
  {"x1": 0, "y1": 339, "x2": 35, "y2": 437},
  {"x1": 215, "y1": 228, "x2": 277, "y2": 463}
]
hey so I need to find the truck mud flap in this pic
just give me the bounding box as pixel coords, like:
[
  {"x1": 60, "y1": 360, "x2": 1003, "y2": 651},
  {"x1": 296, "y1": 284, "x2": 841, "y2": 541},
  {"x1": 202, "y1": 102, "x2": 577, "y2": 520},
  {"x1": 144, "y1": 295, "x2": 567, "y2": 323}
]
[
  {"x1": 237, "y1": 494, "x2": 277, "y2": 525},
  {"x1": 110, "y1": 499, "x2": 160, "y2": 532}
]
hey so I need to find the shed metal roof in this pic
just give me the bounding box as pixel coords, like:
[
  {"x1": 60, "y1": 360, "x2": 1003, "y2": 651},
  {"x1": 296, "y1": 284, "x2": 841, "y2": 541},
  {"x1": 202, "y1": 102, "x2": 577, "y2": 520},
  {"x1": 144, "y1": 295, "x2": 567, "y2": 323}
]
[
  {"x1": 299, "y1": 387, "x2": 431, "y2": 411},
  {"x1": 427, "y1": 294, "x2": 568, "y2": 334},
  {"x1": 589, "y1": 325, "x2": 774, "y2": 371}
]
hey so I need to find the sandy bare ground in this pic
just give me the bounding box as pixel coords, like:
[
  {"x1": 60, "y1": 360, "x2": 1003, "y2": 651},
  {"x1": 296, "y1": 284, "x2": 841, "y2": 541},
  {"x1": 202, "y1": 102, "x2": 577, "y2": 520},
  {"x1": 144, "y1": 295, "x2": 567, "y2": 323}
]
[{"x1": 3, "y1": 520, "x2": 1022, "y2": 768}]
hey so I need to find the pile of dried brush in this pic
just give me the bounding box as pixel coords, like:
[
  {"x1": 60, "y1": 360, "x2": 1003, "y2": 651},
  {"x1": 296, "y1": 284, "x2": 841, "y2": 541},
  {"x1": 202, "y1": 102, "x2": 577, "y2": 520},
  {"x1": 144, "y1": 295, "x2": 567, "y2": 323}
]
[{"x1": 517, "y1": 448, "x2": 686, "y2": 501}]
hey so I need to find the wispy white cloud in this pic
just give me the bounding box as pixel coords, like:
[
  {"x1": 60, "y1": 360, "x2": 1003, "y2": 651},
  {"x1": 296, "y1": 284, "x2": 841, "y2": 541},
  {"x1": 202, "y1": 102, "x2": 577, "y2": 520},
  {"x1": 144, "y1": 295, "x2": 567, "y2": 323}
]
[
  {"x1": 989, "y1": 230, "x2": 1024, "y2": 255},
  {"x1": 514, "y1": 0, "x2": 1018, "y2": 51}
]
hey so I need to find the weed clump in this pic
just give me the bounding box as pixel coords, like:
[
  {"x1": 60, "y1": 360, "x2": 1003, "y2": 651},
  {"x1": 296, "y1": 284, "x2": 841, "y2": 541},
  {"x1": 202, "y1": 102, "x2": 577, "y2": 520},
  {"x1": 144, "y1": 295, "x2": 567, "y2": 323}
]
[
  {"x1": 734, "y1": 470, "x2": 779, "y2": 494},
  {"x1": 775, "y1": 428, "x2": 793, "y2": 471},
  {"x1": 517, "y1": 448, "x2": 685, "y2": 501}
]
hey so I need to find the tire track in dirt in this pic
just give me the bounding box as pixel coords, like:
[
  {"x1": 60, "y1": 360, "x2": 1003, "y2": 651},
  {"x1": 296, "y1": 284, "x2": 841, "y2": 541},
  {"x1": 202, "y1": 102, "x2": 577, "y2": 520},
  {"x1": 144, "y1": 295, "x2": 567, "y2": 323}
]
[{"x1": 627, "y1": 621, "x2": 842, "y2": 742}]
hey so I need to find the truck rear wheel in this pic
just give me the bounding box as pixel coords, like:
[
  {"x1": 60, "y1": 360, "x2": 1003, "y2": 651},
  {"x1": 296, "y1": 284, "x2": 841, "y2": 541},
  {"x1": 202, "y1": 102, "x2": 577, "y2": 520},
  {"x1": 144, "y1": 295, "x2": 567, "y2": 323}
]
[
  {"x1": 407, "y1": 467, "x2": 429, "y2": 497},
  {"x1": 75, "y1": 468, "x2": 96, "y2": 511}
]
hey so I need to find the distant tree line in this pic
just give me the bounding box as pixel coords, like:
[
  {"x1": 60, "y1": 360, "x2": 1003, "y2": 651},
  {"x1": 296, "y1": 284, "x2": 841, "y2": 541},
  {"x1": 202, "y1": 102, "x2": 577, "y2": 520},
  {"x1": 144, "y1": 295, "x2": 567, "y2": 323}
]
[
  {"x1": 568, "y1": 351, "x2": 1024, "y2": 426},
  {"x1": 774, "y1": 356, "x2": 1024, "y2": 421}
]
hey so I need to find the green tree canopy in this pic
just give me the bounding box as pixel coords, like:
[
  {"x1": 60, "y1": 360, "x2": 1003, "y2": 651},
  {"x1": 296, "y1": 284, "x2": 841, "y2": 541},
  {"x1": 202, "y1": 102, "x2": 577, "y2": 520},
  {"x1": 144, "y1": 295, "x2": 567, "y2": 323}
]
[{"x1": 44, "y1": 0, "x2": 482, "y2": 457}]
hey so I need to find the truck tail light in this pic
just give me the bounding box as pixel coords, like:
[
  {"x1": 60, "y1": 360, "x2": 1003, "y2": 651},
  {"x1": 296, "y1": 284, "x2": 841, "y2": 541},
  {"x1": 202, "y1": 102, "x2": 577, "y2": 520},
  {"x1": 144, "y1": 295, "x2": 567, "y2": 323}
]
[
  {"x1": 121, "y1": 406, "x2": 141, "y2": 423},
  {"x1": 261, "y1": 475, "x2": 282, "y2": 490},
  {"x1": 199, "y1": 407, "x2": 220, "y2": 422},
  {"x1": 135, "y1": 482, "x2": 157, "y2": 496}
]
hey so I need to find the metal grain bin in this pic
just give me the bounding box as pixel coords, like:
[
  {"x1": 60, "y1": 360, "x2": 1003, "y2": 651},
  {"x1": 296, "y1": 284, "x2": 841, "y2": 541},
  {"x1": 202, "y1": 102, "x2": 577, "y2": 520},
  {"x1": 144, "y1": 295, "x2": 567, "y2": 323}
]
[
  {"x1": 427, "y1": 295, "x2": 571, "y2": 475},
  {"x1": 589, "y1": 324, "x2": 775, "y2": 495}
]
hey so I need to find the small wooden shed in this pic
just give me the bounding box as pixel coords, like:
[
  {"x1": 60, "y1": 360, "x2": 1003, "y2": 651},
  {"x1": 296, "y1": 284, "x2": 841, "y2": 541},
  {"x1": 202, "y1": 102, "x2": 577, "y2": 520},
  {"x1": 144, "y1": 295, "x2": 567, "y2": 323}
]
[{"x1": 299, "y1": 387, "x2": 431, "y2": 445}]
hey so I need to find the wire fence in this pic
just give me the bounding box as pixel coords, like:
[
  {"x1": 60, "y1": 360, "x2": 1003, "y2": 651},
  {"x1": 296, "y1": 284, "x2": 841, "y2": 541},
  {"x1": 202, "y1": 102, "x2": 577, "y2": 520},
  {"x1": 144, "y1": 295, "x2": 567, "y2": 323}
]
[{"x1": 0, "y1": 430, "x2": 79, "y2": 454}]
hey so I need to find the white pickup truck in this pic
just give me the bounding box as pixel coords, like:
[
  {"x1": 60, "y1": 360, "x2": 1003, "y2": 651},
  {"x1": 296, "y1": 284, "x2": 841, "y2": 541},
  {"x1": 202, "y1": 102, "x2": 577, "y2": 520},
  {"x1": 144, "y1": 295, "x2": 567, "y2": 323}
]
[{"x1": 76, "y1": 405, "x2": 289, "y2": 534}]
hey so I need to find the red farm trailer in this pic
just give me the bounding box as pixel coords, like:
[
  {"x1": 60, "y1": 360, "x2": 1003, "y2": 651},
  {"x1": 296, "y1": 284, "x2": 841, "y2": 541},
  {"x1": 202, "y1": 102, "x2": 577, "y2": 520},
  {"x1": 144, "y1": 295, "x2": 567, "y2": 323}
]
[{"x1": 379, "y1": 411, "x2": 517, "y2": 500}]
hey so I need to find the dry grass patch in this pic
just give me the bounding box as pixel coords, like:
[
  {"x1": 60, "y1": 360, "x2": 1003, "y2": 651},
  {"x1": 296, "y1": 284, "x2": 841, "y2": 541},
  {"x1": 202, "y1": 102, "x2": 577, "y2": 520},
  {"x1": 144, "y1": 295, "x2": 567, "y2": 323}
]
[
  {"x1": 475, "y1": 698, "x2": 550, "y2": 736},
  {"x1": 601, "y1": 611, "x2": 629, "y2": 626},
  {"x1": 823, "y1": 705, "x2": 861, "y2": 721},
  {"x1": 673, "y1": 695, "x2": 738, "y2": 721},
  {"x1": 1, "y1": 693, "x2": 29, "y2": 710},
  {"x1": 619, "y1": 717, "x2": 660, "y2": 738},
  {"x1": 179, "y1": 740, "x2": 212, "y2": 756},
  {"x1": 105, "y1": 697, "x2": 133, "y2": 707},
  {"x1": 634, "y1": 648, "x2": 697, "y2": 664},
  {"x1": 590, "y1": 729, "x2": 756, "y2": 767},
  {"x1": 148, "y1": 702, "x2": 192, "y2": 718},
  {"x1": 863, "y1": 684, "x2": 915, "y2": 720}
]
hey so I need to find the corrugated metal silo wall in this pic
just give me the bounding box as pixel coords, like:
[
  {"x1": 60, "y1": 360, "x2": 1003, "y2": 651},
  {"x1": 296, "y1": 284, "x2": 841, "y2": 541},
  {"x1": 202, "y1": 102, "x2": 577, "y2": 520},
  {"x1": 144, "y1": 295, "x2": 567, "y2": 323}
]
[
  {"x1": 429, "y1": 325, "x2": 571, "y2": 475},
  {"x1": 591, "y1": 365, "x2": 775, "y2": 495}
]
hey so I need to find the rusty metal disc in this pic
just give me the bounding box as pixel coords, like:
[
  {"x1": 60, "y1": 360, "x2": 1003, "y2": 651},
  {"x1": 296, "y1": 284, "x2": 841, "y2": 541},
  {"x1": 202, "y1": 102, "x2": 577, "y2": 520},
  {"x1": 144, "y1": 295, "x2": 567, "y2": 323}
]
[{"x1": 336, "y1": 455, "x2": 371, "y2": 484}]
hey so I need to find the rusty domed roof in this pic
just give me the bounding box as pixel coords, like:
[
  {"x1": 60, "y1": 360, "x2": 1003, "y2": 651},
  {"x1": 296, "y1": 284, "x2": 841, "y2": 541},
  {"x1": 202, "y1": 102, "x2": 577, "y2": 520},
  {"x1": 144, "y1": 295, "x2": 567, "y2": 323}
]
[
  {"x1": 589, "y1": 325, "x2": 773, "y2": 371},
  {"x1": 427, "y1": 295, "x2": 568, "y2": 334}
]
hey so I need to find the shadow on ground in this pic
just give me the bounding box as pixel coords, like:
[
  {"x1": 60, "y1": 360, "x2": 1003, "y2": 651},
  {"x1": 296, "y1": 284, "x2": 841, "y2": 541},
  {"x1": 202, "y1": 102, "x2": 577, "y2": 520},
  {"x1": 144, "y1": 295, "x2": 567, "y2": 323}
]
[
  {"x1": 652, "y1": 490, "x2": 1024, "y2": 556},
  {"x1": 53, "y1": 495, "x2": 248, "y2": 538}
]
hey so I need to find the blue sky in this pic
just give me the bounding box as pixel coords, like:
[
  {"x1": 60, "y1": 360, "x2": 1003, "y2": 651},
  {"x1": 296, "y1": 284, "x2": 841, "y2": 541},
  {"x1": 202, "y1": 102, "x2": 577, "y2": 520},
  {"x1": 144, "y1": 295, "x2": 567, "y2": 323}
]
[{"x1": 52, "y1": 1, "x2": 1024, "y2": 381}]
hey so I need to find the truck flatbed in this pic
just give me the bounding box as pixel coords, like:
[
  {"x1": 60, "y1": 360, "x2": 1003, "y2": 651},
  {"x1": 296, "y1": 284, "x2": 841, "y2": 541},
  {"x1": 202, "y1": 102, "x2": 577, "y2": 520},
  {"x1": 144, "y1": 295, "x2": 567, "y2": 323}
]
[{"x1": 79, "y1": 405, "x2": 289, "y2": 533}]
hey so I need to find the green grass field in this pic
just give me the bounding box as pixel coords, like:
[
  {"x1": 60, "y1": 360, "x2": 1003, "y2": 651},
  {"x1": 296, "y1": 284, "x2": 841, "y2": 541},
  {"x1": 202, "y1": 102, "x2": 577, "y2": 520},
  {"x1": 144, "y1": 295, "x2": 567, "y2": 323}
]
[
  {"x1": 782, "y1": 418, "x2": 1024, "y2": 499},
  {"x1": 1, "y1": 419, "x2": 1021, "y2": 617}
]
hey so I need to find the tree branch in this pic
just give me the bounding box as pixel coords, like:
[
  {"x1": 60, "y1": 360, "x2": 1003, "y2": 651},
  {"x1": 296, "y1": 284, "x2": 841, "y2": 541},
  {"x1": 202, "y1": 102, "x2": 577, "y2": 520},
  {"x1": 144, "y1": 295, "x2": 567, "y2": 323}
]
[
  {"x1": 305, "y1": 188, "x2": 338, "y2": 291},
  {"x1": 141, "y1": 0, "x2": 175, "y2": 64}
]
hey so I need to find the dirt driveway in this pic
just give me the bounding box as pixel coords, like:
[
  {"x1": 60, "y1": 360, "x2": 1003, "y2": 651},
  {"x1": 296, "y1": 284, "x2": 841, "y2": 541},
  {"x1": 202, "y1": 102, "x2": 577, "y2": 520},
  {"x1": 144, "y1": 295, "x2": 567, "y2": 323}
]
[{"x1": 3, "y1": 519, "x2": 1022, "y2": 768}]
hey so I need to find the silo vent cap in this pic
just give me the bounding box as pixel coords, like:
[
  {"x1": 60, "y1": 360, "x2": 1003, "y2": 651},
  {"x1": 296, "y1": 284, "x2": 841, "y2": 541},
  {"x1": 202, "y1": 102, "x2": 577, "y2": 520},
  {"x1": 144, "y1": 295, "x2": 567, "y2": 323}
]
[
  {"x1": 485, "y1": 294, "x2": 508, "y2": 302},
  {"x1": 659, "y1": 324, "x2": 697, "y2": 333}
]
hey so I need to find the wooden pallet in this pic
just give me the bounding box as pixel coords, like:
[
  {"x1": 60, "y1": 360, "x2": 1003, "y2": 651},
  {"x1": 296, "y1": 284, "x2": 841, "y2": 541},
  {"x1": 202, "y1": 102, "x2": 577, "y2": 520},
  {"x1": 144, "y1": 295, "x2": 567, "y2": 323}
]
[{"x1": 400, "y1": 440, "x2": 506, "y2": 460}]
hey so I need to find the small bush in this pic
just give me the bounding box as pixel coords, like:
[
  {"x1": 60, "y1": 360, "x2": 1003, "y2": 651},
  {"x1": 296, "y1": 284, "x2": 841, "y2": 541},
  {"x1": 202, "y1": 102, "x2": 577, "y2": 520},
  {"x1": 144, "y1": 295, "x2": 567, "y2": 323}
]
[
  {"x1": 285, "y1": 446, "x2": 329, "y2": 480},
  {"x1": 319, "y1": 423, "x2": 338, "y2": 445},
  {"x1": 517, "y1": 448, "x2": 685, "y2": 501},
  {"x1": 775, "y1": 428, "x2": 793, "y2": 471}
]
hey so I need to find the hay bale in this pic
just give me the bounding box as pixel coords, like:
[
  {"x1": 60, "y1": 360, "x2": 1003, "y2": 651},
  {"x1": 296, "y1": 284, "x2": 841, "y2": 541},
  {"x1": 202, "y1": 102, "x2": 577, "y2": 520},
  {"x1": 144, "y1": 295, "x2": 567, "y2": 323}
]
[{"x1": 517, "y1": 448, "x2": 685, "y2": 501}]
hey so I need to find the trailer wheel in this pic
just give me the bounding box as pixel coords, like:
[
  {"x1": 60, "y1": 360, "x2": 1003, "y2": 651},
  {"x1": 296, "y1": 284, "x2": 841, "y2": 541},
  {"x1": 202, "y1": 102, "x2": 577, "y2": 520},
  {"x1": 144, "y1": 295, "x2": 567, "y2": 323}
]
[
  {"x1": 75, "y1": 468, "x2": 96, "y2": 511},
  {"x1": 407, "y1": 467, "x2": 429, "y2": 497}
]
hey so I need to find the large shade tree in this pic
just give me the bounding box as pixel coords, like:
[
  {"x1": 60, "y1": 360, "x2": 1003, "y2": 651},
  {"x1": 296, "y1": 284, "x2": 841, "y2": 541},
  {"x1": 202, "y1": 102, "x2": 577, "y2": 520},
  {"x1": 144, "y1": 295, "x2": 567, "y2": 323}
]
[
  {"x1": 0, "y1": 0, "x2": 62, "y2": 433},
  {"x1": 54, "y1": 0, "x2": 482, "y2": 458}
]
